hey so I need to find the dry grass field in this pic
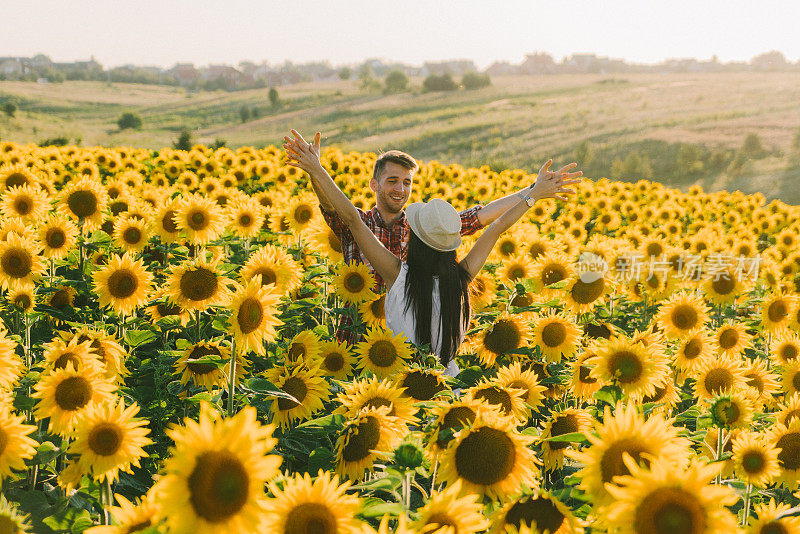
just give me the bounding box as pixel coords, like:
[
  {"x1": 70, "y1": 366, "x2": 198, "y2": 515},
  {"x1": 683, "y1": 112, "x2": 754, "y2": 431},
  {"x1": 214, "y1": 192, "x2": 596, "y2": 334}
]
[{"x1": 1, "y1": 71, "x2": 799, "y2": 202}]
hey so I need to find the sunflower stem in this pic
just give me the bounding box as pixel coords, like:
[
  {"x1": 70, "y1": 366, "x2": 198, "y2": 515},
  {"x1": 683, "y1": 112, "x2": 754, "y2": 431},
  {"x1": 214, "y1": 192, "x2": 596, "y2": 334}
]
[
  {"x1": 742, "y1": 482, "x2": 752, "y2": 526},
  {"x1": 227, "y1": 338, "x2": 237, "y2": 417},
  {"x1": 403, "y1": 470, "x2": 412, "y2": 509},
  {"x1": 101, "y1": 477, "x2": 113, "y2": 525},
  {"x1": 716, "y1": 428, "x2": 725, "y2": 484},
  {"x1": 429, "y1": 458, "x2": 438, "y2": 495}
]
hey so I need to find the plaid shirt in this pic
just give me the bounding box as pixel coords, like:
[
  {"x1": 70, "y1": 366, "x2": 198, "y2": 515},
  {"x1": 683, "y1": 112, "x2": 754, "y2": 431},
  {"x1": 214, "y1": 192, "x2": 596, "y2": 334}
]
[{"x1": 322, "y1": 204, "x2": 485, "y2": 343}]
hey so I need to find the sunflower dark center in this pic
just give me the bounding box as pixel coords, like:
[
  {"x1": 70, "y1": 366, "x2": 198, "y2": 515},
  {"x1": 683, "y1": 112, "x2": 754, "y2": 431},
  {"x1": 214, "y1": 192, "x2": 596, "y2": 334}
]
[
  {"x1": 683, "y1": 338, "x2": 703, "y2": 359},
  {"x1": 343, "y1": 272, "x2": 365, "y2": 293},
  {"x1": 53, "y1": 352, "x2": 81, "y2": 370},
  {"x1": 741, "y1": 450, "x2": 766, "y2": 474},
  {"x1": 579, "y1": 364, "x2": 597, "y2": 384},
  {"x1": 277, "y1": 376, "x2": 308, "y2": 411},
  {"x1": 187, "y1": 345, "x2": 222, "y2": 375},
  {"x1": 608, "y1": 350, "x2": 644, "y2": 384},
  {"x1": 108, "y1": 269, "x2": 138, "y2": 299},
  {"x1": 711, "y1": 273, "x2": 735, "y2": 295},
  {"x1": 454, "y1": 427, "x2": 516, "y2": 485},
  {"x1": 188, "y1": 450, "x2": 250, "y2": 523},
  {"x1": 474, "y1": 386, "x2": 513, "y2": 415},
  {"x1": 368, "y1": 340, "x2": 398, "y2": 368},
  {"x1": 122, "y1": 227, "x2": 142, "y2": 245},
  {"x1": 341, "y1": 416, "x2": 381, "y2": 463},
  {"x1": 294, "y1": 206, "x2": 312, "y2": 224},
  {"x1": 600, "y1": 438, "x2": 652, "y2": 484},
  {"x1": 238, "y1": 214, "x2": 252, "y2": 227},
  {"x1": 501, "y1": 241, "x2": 516, "y2": 255},
  {"x1": 46, "y1": 227, "x2": 66, "y2": 249},
  {"x1": 236, "y1": 297, "x2": 263, "y2": 335},
  {"x1": 401, "y1": 370, "x2": 444, "y2": 401},
  {"x1": 180, "y1": 267, "x2": 218, "y2": 301},
  {"x1": 548, "y1": 414, "x2": 579, "y2": 451},
  {"x1": 718, "y1": 328, "x2": 739, "y2": 349},
  {"x1": 504, "y1": 496, "x2": 565, "y2": 534},
  {"x1": 436, "y1": 406, "x2": 476, "y2": 449},
  {"x1": 13, "y1": 293, "x2": 31, "y2": 310},
  {"x1": 704, "y1": 368, "x2": 733, "y2": 396},
  {"x1": 323, "y1": 352, "x2": 344, "y2": 372},
  {"x1": 14, "y1": 197, "x2": 31, "y2": 215},
  {"x1": 542, "y1": 264, "x2": 566, "y2": 286},
  {"x1": 162, "y1": 210, "x2": 179, "y2": 233},
  {"x1": 88, "y1": 422, "x2": 123, "y2": 456},
  {"x1": 761, "y1": 522, "x2": 790, "y2": 534},
  {"x1": 1, "y1": 247, "x2": 32, "y2": 279},
  {"x1": 189, "y1": 211, "x2": 208, "y2": 231},
  {"x1": 780, "y1": 344, "x2": 799, "y2": 362},
  {"x1": 768, "y1": 301, "x2": 788, "y2": 323},
  {"x1": 67, "y1": 190, "x2": 99, "y2": 218},
  {"x1": 671, "y1": 304, "x2": 699, "y2": 330},
  {"x1": 571, "y1": 277, "x2": 605, "y2": 304},
  {"x1": 483, "y1": 319, "x2": 521, "y2": 355},
  {"x1": 54, "y1": 376, "x2": 93, "y2": 411},
  {"x1": 284, "y1": 502, "x2": 337, "y2": 534},
  {"x1": 542, "y1": 322, "x2": 567, "y2": 347},
  {"x1": 157, "y1": 302, "x2": 182, "y2": 317},
  {"x1": 370, "y1": 295, "x2": 385, "y2": 319},
  {"x1": 634, "y1": 487, "x2": 706, "y2": 534}
]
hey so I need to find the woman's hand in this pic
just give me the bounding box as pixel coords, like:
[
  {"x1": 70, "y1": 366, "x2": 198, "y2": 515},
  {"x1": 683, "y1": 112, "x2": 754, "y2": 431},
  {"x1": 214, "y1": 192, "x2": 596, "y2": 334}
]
[
  {"x1": 529, "y1": 159, "x2": 583, "y2": 202},
  {"x1": 283, "y1": 129, "x2": 324, "y2": 175}
]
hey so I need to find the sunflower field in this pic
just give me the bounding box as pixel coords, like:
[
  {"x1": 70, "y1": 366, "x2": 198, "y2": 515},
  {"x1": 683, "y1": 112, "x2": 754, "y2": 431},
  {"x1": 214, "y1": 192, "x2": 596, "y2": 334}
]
[{"x1": 0, "y1": 140, "x2": 799, "y2": 533}]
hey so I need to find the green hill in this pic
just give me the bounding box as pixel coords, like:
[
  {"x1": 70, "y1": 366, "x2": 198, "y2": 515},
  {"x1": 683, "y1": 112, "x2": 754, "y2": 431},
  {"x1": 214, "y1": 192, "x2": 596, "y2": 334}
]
[{"x1": 1, "y1": 72, "x2": 799, "y2": 202}]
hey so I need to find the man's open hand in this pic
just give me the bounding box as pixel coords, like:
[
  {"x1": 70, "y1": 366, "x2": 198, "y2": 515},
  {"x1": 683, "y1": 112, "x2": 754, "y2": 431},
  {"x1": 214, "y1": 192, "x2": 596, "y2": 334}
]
[
  {"x1": 530, "y1": 160, "x2": 583, "y2": 202},
  {"x1": 283, "y1": 129, "x2": 324, "y2": 175}
]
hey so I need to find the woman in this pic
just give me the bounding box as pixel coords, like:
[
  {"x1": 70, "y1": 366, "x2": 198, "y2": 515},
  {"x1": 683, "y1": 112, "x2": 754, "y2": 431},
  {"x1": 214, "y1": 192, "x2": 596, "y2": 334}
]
[{"x1": 284, "y1": 130, "x2": 581, "y2": 376}]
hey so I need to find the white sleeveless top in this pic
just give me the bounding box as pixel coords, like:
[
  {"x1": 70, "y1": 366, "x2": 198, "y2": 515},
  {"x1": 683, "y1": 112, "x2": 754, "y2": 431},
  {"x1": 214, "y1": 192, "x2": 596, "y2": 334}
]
[{"x1": 385, "y1": 263, "x2": 462, "y2": 377}]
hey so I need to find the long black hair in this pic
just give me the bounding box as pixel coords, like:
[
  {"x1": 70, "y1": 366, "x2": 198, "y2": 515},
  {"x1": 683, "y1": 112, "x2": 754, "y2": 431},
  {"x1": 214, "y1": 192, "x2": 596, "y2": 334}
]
[{"x1": 404, "y1": 230, "x2": 472, "y2": 365}]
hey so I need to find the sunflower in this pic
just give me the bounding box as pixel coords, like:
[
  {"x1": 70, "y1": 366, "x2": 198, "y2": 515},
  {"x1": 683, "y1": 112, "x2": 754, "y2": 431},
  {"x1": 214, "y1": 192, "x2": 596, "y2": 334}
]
[
  {"x1": 602, "y1": 459, "x2": 738, "y2": 534},
  {"x1": 153, "y1": 198, "x2": 182, "y2": 244},
  {"x1": 474, "y1": 312, "x2": 532, "y2": 367},
  {"x1": 263, "y1": 471, "x2": 361, "y2": 534},
  {"x1": 355, "y1": 326, "x2": 413, "y2": 378},
  {"x1": 777, "y1": 394, "x2": 800, "y2": 427},
  {"x1": 529, "y1": 251, "x2": 575, "y2": 300},
  {"x1": 314, "y1": 340, "x2": 355, "y2": 380},
  {"x1": 42, "y1": 336, "x2": 100, "y2": 373},
  {"x1": 93, "y1": 252, "x2": 153, "y2": 316},
  {"x1": 307, "y1": 221, "x2": 344, "y2": 263},
  {"x1": 701, "y1": 265, "x2": 751, "y2": 306},
  {"x1": 425, "y1": 399, "x2": 488, "y2": 458},
  {"x1": 85, "y1": 492, "x2": 161, "y2": 534},
  {"x1": 469, "y1": 272, "x2": 497, "y2": 311},
  {"x1": 284, "y1": 328, "x2": 322, "y2": 365},
  {"x1": 0, "y1": 234, "x2": 44, "y2": 290},
  {"x1": 1, "y1": 184, "x2": 48, "y2": 223},
  {"x1": 166, "y1": 257, "x2": 231, "y2": 312},
  {"x1": 174, "y1": 341, "x2": 234, "y2": 392},
  {"x1": 672, "y1": 329, "x2": 715, "y2": 375},
  {"x1": 568, "y1": 402, "x2": 690, "y2": 505},
  {"x1": 708, "y1": 390, "x2": 754, "y2": 429},
  {"x1": 564, "y1": 269, "x2": 613, "y2": 315},
  {"x1": 569, "y1": 350, "x2": 604, "y2": 400},
  {"x1": 731, "y1": 431, "x2": 780, "y2": 487},
  {"x1": 152, "y1": 403, "x2": 282, "y2": 534},
  {"x1": 268, "y1": 364, "x2": 330, "y2": 428},
  {"x1": 333, "y1": 262, "x2": 377, "y2": 304},
  {"x1": 240, "y1": 244, "x2": 302, "y2": 295},
  {"x1": 494, "y1": 230, "x2": 523, "y2": 260},
  {"x1": 359, "y1": 293, "x2": 386, "y2": 327},
  {"x1": 782, "y1": 360, "x2": 800, "y2": 397},
  {"x1": 32, "y1": 363, "x2": 116, "y2": 435},
  {"x1": 531, "y1": 310, "x2": 580, "y2": 363},
  {"x1": 228, "y1": 279, "x2": 282, "y2": 356},
  {"x1": 438, "y1": 410, "x2": 539, "y2": 501},
  {"x1": 654, "y1": 291, "x2": 710, "y2": 340},
  {"x1": 66, "y1": 328, "x2": 129, "y2": 382},
  {"x1": 173, "y1": 194, "x2": 227, "y2": 245},
  {"x1": 112, "y1": 216, "x2": 151, "y2": 253},
  {"x1": 771, "y1": 332, "x2": 800, "y2": 365},
  {"x1": 412, "y1": 480, "x2": 489, "y2": 534},
  {"x1": 37, "y1": 214, "x2": 78, "y2": 260},
  {"x1": 395, "y1": 367, "x2": 450, "y2": 402},
  {"x1": 334, "y1": 375, "x2": 418, "y2": 424},
  {"x1": 58, "y1": 176, "x2": 108, "y2": 230},
  {"x1": 285, "y1": 193, "x2": 319, "y2": 234},
  {"x1": 7, "y1": 284, "x2": 34, "y2": 313},
  {"x1": 226, "y1": 196, "x2": 264, "y2": 240},
  {"x1": 637, "y1": 372, "x2": 681, "y2": 413},
  {"x1": 748, "y1": 499, "x2": 800, "y2": 534},
  {"x1": 713, "y1": 321, "x2": 753, "y2": 358},
  {"x1": 586, "y1": 335, "x2": 669, "y2": 398},
  {"x1": 693, "y1": 356, "x2": 748, "y2": 401},
  {"x1": 334, "y1": 406, "x2": 404, "y2": 481},
  {"x1": 0, "y1": 329, "x2": 23, "y2": 391},
  {"x1": 761, "y1": 291, "x2": 798, "y2": 335},
  {"x1": 68, "y1": 399, "x2": 152, "y2": 483},
  {"x1": 488, "y1": 489, "x2": 584, "y2": 534},
  {"x1": 0, "y1": 164, "x2": 37, "y2": 190},
  {"x1": 146, "y1": 289, "x2": 191, "y2": 327},
  {"x1": 498, "y1": 254, "x2": 535, "y2": 286},
  {"x1": 0, "y1": 405, "x2": 37, "y2": 479},
  {"x1": 466, "y1": 378, "x2": 529, "y2": 422},
  {"x1": 539, "y1": 407, "x2": 594, "y2": 472}
]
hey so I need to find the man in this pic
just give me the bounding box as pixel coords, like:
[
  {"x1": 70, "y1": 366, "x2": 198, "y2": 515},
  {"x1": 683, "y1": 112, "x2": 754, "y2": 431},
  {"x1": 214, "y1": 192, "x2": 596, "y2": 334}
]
[{"x1": 284, "y1": 129, "x2": 581, "y2": 343}]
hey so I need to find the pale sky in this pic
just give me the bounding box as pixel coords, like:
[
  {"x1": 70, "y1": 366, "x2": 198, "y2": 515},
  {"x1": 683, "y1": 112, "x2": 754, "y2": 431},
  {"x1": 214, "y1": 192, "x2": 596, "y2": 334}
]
[{"x1": 4, "y1": 1, "x2": 800, "y2": 69}]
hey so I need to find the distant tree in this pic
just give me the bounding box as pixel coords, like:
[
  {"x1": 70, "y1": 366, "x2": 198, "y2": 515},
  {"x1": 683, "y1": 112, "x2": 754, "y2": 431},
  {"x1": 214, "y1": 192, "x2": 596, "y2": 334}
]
[
  {"x1": 116, "y1": 112, "x2": 142, "y2": 130},
  {"x1": 791, "y1": 127, "x2": 800, "y2": 154},
  {"x1": 573, "y1": 140, "x2": 594, "y2": 167},
  {"x1": 2, "y1": 103, "x2": 17, "y2": 117},
  {"x1": 239, "y1": 105, "x2": 251, "y2": 123},
  {"x1": 338, "y1": 67, "x2": 352, "y2": 80},
  {"x1": 741, "y1": 133, "x2": 766, "y2": 159},
  {"x1": 269, "y1": 87, "x2": 280, "y2": 107},
  {"x1": 677, "y1": 144, "x2": 705, "y2": 174},
  {"x1": 251, "y1": 106, "x2": 261, "y2": 119},
  {"x1": 462, "y1": 72, "x2": 491, "y2": 90},
  {"x1": 39, "y1": 136, "x2": 69, "y2": 147},
  {"x1": 423, "y1": 73, "x2": 458, "y2": 92},
  {"x1": 384, "y1": 70, "x2": 409, "y2": 93},
  {"x1": 173, "y1": 129, "x2": 193, "y2": 151},
  {"x1": 211, "y1": 138, "x2": 227, "y2": 150},
  {"x1": 612, "y1": 150, "x2": 653, "y2": 179}
]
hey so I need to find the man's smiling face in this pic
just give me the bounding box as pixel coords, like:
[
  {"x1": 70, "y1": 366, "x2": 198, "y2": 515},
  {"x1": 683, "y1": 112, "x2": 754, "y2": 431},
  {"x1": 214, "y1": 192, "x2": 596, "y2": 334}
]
[{"x1": 371, "y1": 161, "x2": 414, "y2": 215}]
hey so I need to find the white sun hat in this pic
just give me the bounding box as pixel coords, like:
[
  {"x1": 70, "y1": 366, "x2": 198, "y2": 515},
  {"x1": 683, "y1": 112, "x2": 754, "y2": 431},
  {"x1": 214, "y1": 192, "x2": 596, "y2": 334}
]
[{"x1": 405, "y1": 198, "x2": 462, "y2": 252}]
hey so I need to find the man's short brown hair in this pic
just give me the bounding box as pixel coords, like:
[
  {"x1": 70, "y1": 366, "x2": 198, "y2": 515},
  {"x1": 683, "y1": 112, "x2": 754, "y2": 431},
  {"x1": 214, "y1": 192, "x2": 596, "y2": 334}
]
[{"x1": 373, "y1": 150, "x2": 418, "y2": 182}]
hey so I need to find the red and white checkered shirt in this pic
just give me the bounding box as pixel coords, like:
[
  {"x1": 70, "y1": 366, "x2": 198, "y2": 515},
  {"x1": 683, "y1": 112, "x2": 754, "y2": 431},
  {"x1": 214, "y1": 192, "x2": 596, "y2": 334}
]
[{"x1": 322, "y1": 204, "x2": 485, "y2": 343}]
